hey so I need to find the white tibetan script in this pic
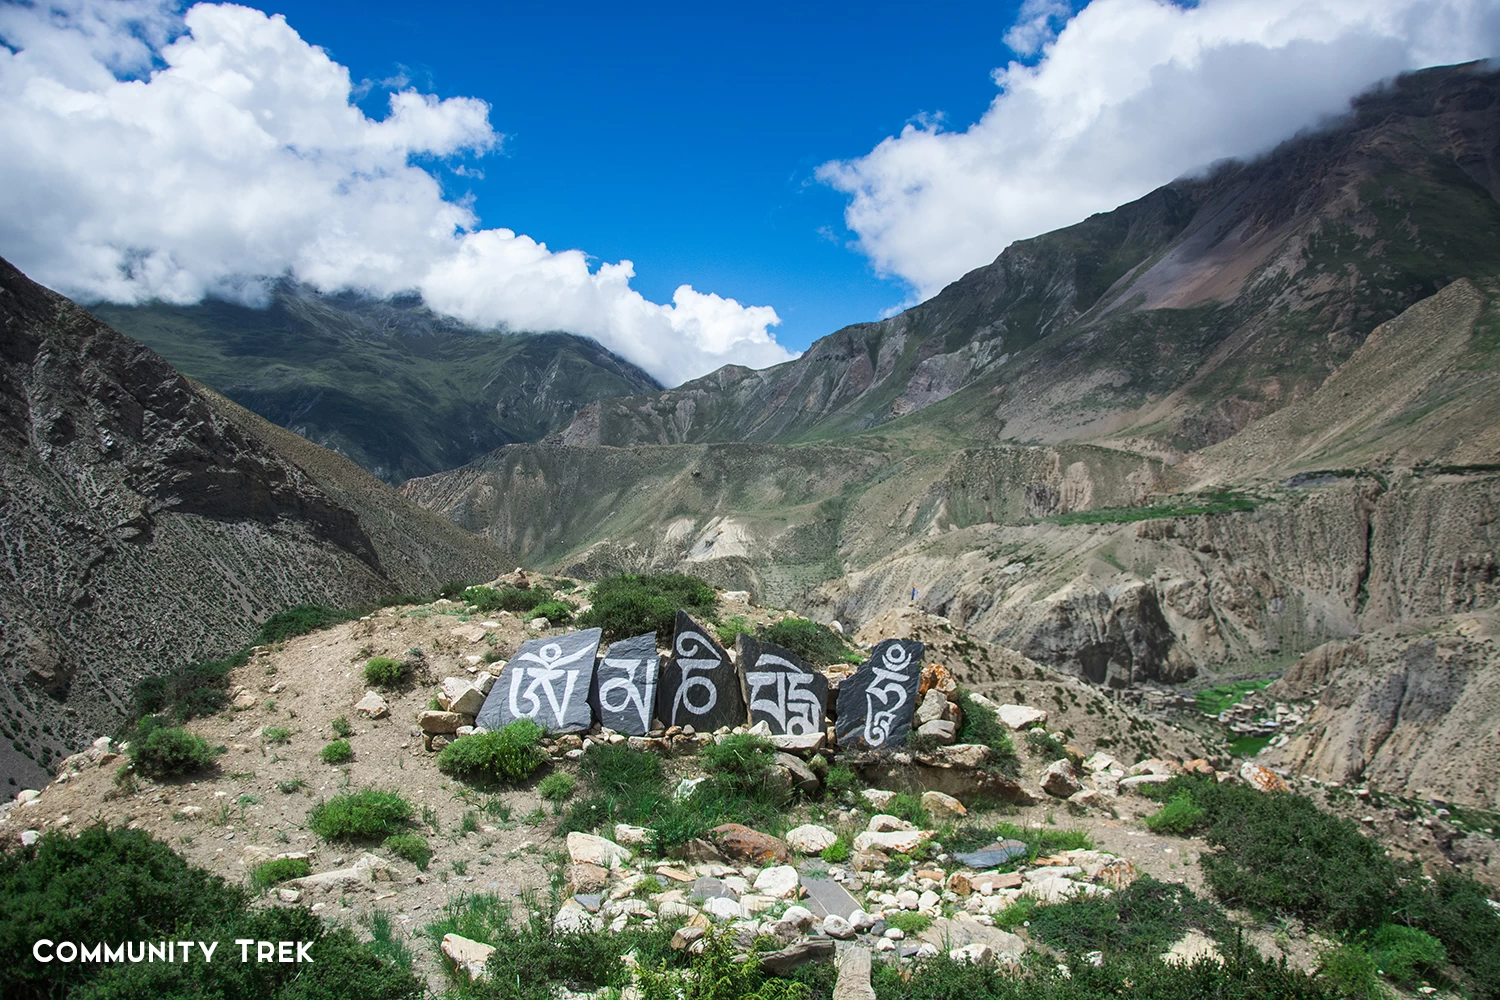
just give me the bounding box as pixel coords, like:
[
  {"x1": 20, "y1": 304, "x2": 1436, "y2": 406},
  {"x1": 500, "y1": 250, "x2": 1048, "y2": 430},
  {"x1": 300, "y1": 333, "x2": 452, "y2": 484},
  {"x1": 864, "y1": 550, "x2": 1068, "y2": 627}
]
[
  {"x1": 747, "y1": 653, "x2": 822, "y2": 736},
  {"x1": 864, "y1": 642, "x2": 914, "y2": 746},
  {"x1": 670, "y1": 629, "x2": 721, "y2": 721},
  {"x1": 508, "y1": 641, "x2": 590, "y2": 728}
]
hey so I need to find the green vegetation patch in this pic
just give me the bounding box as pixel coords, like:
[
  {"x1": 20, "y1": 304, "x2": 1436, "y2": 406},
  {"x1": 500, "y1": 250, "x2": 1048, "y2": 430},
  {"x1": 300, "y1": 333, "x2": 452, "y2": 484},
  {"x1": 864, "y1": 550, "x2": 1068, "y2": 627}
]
[
  {"x1": 331, "y1": 716, "x2": 353, "y2": 738},
  {"x1": 1048, "y1": 490, "x2": 1256, "y2": 526},
  {"x1": 363, "y1": 656, "x2": 407, "y2": 689},
  {"x1": 1028, "y1": 875, "x2": 1230, "y2": 956},
  {"x1": 575, "y1": 573, "x2": 717, "y2": 641},
  {"x1": 945, "y1": 821, "x2": 1094, "y2": 866},
  {"x1": 255, "y1": 604, "x2": 357, "y2": 645},
  {"x1": 382, "y1": 833, "x2": 432, "y2": 870},
  {"x1": 320, "y1": 739, "x2": 353, "y2": 764},
  {"x1": 753, "y1": 616, "x2": 861, "y2": 666},
  {"x1": 954, "y1": 690, "x2": 1021, "y2": 776},
  {"x1": 538, "y1": 772, "x2": 577, "y2": 802},
  {"x1": 1196, "y1": 678, "x2": 1275, "y2": 715},
  {"x1": 127, "y1": 717, "x2": 216, "y2": 777},
  {"x1": 1144, "y1": 791, "x2": 1208, "y2": 835},
  {"x1": 307, "y1": 789, "x2": 413, "y2": 840},
  {"x1": 462, "y1": 585, "x2": 558, "y2": 616},
  {"x1": 130, "y1": 651, "x2": 247, "y2": 725},
  {"x1": 250, "y1": 857, "x2": 311, "y2": 891},
  {"x1": 436, "y1": 720, "x2": 545, "y2": 784}
]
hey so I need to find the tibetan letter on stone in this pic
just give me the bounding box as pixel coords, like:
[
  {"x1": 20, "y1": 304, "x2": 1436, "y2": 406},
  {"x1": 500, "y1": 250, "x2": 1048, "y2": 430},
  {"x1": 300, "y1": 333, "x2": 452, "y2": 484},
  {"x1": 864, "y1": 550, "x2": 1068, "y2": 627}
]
[
  {"x1": 590, "y1": 632, "x2": 659, "y2": 735},
  {"x1": 657, "y1": 612, "x2": 744, "y2": 731},
  {"x1": 477, "y1": 628, "x2": 602, "y2": 733},
  {"x1": 737, "y1": 635, "x2": 828, "y2": 737},
  {"x1": 835, "y1": 639, "x2": 924, "y2": 750}
]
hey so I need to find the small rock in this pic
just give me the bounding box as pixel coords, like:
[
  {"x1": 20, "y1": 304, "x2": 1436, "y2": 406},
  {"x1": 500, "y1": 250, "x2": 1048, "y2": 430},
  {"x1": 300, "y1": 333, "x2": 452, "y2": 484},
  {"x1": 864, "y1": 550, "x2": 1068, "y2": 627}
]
[
  {"x1": 20, "y1": 830, "x2": 39, "y2": 846},
  {"x1": 916, "y1": 719, "x2": 956, "y2": 742},
  {"x1": 553, "y1": 898, "x2": 604, "y2": 933},
  {"x1": 419, "y1": 710, "x2": 463, "y2": 735},
  {"x1": 867, "y1": 814, "x2": 915, "y2": 833},
  {"x1": 914, "y1": 688, "x2": 948, "y2": 727},
  {"x1": 753, "y1": 865, "x2": 801, "y2": 899},
  {"x1": 614, "y1": 823, "x2": 654, "y2": 847},
  {"x1": 277, "y1": 888, "x2": 301, "y2": 903},
  {"x1": 759, "y1": 938, "x2": 835, "y2": 976},
  {"x1": 995, "y1": 704, "x2": 1047, "y2": 730},
  {"x1": 671, "y1": 925, "x2": 706, "y2": 950},
  {"x1": 710, "y1": 824, "x2": 791, "y2": 864},
  {"x1": 566, "y1": 832, "x2": 631, "y2": 869},
  {"x1": 853, "y1": 830, "x2": 930, "y2": 854},
  {"x1": 785, "y1": 823, "x2": 838, "y2": 854},
  {"x1": 861, "y1": 789, "x2": 896, "y2": 810},
  {"x1": 822, "y1": 913, "x2": 856, "y2": 939},
  {"x1": 1042, "y1": 759, "x2": 1083, "y2": 798},
  {"x1": 1239, "y1": 761, "x2": 1290, "y2": 793},
  {"x1": 920, "y1": 790, "x2": 966, "y2": 818},
  {"x1": 354, "y1": 691, "x2": 389, "y2": 719},
  {"x1": 442, "y1": 933, "x2": 496, "y2": 980},
  {"x1": 949, "y1": 942, "x2": 994, "y2": 964}
]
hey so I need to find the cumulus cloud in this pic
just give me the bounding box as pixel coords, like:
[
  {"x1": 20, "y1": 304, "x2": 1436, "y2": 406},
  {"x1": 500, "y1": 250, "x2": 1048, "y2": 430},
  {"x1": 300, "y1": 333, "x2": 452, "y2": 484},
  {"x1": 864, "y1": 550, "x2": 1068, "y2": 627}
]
[
  {"x1": 821, "y1": 0, "x2": 1500, "y2": 301},
  {"x1": 0, "y1": 1, "x2": 792, "y2": 385}
]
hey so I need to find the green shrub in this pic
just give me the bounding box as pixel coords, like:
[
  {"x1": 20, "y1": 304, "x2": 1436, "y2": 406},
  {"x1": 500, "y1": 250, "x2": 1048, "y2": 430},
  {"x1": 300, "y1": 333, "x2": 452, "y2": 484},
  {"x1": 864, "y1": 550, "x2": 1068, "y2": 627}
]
[
  {"x1": 128, "y1": 717, "x2": 215, "y2": 777},
  {"x1": 1368, "y1": 924, "x2": 1446, "y2": 986},
  {"x1": 884, "y1": 911, "x2": 934, "y2": 934},
  {"x1": 700, "y1": 734, "x2": 776, "y2": 785},
  {"x1": 716, "y1": 614, "x2": 754, "y2": 646},
  {"x1": 754, "y1": 616, "x2": 858, "y2": 666},
  {"x1": 263, "y1": 726, "x2": 292, "y2": 744},
  {"x1": 250, "y1": 857, "x2": 311, "y2": 890},
  {"x1": 1319, "y1": 941, "x2": 1388, "y2": 999},
  {"x1": 255, "y1": 604, "x2": 355, "y2": 644},
  {"x1": 992, "y1": 895, "x2": 1038, "y2": 929},
  {"x1": 320, "y1": 739, "x2": 354, "y2": 764},
  {"x1": 307, "y1": 789, "x2": 413, "y2": 840},
  {"x1": 462, "y1": 585, "x2": 553, "y2": 615},
  {"x1": 824, "y1": 764, "x2": 860, "y2": 797},
  {"x1": 820, "y1": 836, "x2": 851, "y2": 863},
  {"x1": 382, "y1": 833, "x2": 432, "y2": 870},
  {"x1": 530, "y1": 599, "x2": 574, "y2": 624},
  {"x1": 954, "y1": 690, "x2": 1021, "y2": 776},
  {"x1": 538, "y1": 772, "x2": 577, "y2": 802},
  {"x1": 575, "y1": 573, "x2": 717, "y2": 640},
  {"x1": 637, "y1": 926, "x2": 809, "y2": 1000},
  {"x1": 1025, "y1": 728, "x2": 1068, "y2": 759},
  {"x1": 436, "y1": 720, "x2": 545, "y2": 783},
  {"x1": 331, "y1": 716, "x2": 353, "y2": 738},
  {"x1": 1028, "y1": 876, "x2": 1229, "y2": 956},
  {"x1": 1145, "y1": 791, "x2": 1208, "y2": 835},
  {"x1": 439, "y1": 580, "x2": 468, "y2": 599},
  {"x1": 886, "y1": 791, "x2": 930, "y2": 829},
  {"x1": 363, "y1": 656, "x2": 406, "y2": 689},
  {"x1": 130, "y1": 652, "x2": 245, "y2": 725}
]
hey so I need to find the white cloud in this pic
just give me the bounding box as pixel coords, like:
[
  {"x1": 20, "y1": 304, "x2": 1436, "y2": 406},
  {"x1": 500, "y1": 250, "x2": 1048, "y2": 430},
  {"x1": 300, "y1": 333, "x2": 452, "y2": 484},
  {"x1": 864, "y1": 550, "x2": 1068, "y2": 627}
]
[
  {"x1": 1005, "y1": 0, "x2": 1073, "y2": 56},
  {"x1": 0, "y1": 1, "x2": 792, "y2": 386},
  {"x1": 820, "y1": 0, "x2": 1500, "y2": 301}
]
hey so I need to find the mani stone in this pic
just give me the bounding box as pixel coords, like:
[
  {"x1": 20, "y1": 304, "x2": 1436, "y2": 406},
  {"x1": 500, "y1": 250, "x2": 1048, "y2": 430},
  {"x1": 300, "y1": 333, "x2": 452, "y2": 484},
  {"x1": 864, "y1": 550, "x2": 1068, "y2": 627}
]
[
  {"x1": 476, "y1": 628, "x2": 602, "y2": 734},
  {"x1": 656, "y1": 611, "x2": 744, "y2": 731},
  {"x1": 835, "y1": 639, "x2": 925, "y2": 750},
  {"x1": 589, "y1": 632, "x2": 660, "y2": 735},
  {"x1": 737, "y1": 635, "x2": 828, "y2": 738}
]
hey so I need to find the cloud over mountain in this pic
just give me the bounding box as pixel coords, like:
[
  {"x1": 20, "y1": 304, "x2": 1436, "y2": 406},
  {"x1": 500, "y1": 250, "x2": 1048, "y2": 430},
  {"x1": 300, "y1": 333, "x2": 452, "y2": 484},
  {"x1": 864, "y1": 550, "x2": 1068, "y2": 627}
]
[
  {"x1": 0, "y1": 1, "x2": 793, "y2": 386},
  {"x1": 820, "y1": 0, "x2": 1500, "y2": 301}
]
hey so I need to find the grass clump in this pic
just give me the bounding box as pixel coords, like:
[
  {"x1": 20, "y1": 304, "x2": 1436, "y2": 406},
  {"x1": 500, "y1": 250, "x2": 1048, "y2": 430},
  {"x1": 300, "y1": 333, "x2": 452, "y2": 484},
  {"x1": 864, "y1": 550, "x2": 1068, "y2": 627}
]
[
  {"x1": 127, "y1": 716, "x2": 215, "y2": 777},
  {"x1": 823, "y1": 764, "x2": 860, "y2": 798},
  {"x1": 255, "y1": 604, "x2": 356, "y2": 644},
  {"x1": 637, "y1": 926, "x2": 809, "y2": 1000},
  {"x1": 575, "y1": 573, "x2": 717, "y2": 640},
  {"x1": 1368, "y1": 924, "x2": 1446, "y2": 986},
  {"x1": 1029, "y1": 875, "x2": 1229, "y2": 956},
  {"x1": 363, "y1": 656, "x2": 406, "y2": 689},
  {"x1": 263, "y1": 726, "x2": 292, "y2": 744},
  {"x1": 753, "y1": 616, "x2": 860, "y2": 666},
  {"x1": 530, "y1": 600, "x2": 574, "y2": 624},
  {"x1": 320, "y1": 739, "x2": 354, "y2": 764},
  {"x1": 700, "y1": 733, "x2": 776, "y2": 782},
  {"x1": 462, "y1": 584, "x2": 555, "y2": 615},
  {"x1": 331, "y1": 716, "x2": 353, "y2": 738},
  {"x1": 307, "y1": 789, "x2": 412, "y2": 840},
  {"x1": 820, "y1": 836, "x2": 851, "y2": 863},
  {"x1": 382, "y1": 833, "x2": 432, "y2": 870},
  {"x1": 1319, "y1": 941, "x2": 1387, "y2": 999},
  {"x1": 954, "y1": 690, "x2": 1021, "y2": 776},
  {"x1": 538, "y1": 772, "x2": 577, "y2": 802},
  {"x1": 250, "y1": 857, "x2": 311, "y2": 891},
  {"x1": 716, "y1": 614, "x2": 754, "y2": 646},
  {"x1": 1144, "y1": 791, "x2": 1208, "y2": 835},
  {"x1": 884, "y1": 911, "x2": 934, "y2": 934},
  {"x1": 436, "y1": 720, "x2": 545, "y2": 784},
  {"x1": 129, "y1": 651, "x2": 246, "y2": 725},
  {"x1": 1025, "y1": 729, "x2": 1068, "y2": 759}
]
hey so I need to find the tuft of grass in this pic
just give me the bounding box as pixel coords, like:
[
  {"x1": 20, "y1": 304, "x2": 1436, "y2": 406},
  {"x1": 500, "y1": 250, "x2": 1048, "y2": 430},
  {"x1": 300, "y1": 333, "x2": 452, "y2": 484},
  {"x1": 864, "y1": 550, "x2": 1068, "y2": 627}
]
[
  {"x1": 1145, "y1": 791, "x2": 1208, "y2": 835},
  {"x1": 715, "y1": 614, "x2": 754, "y2": 646},
  {"x1": 382, "y1": 833, "x2": 432, "y2": 870},
  {"x1": 263, "y1": 726, "x2": 292, "y2": 744},
  {"x1": 753, "y1": 616, "x2": 860, "y2": 666},
  {"x1": 574, "y1": 573, "x2": 717, "y2": 641},
  {"x1": 363, "y1": 656, "x2": 406, "y2": 689},
  {"x1": 250, "y1": 857, "x2": 311, "y2": 891},
  {"x1": 1319, "y1": 941, "x2": 1388, "y2": 999},
  {"x1": 529, "y1": 600, "x2": 574, "y2": 625},
  {"x1": 436, "y1": 720, "x2": 545, "y2": 784},
  {"x1": 320, "y1": 740, "x2": 354, "y2": 765},
  {"x1": 307, "y1": 789, "x2": 413, "y2": 840},
  {"x1": 884, "y1": 911, "x2": 934, "y2": 934},
  {"x1": 538, "y1": 772, "x2": 577, "y2": 802},
  {"x1": 1028, "y1": 875, "x2": 1230, "y2": 956},
  {"x1": 129, "y1": 652, "x2": 246, "y2": 725},
  {"x1": 331, "y1": 716, "x2": 353, "y2": 738},
  {"x1": 823, "y1": 764, "x2": 860, "y2": 798},
  {"x1": 820, "y1": 836, "x2": 851, "y2": 863},
  {"x1": 1025, "y1": 729, "x2": 1068, "y2": 759},
  {"x1": 1368, "y1": 924, "x2": 1447, "y2": 987},
  {"x1": 954, "y1": 689, "x2": 1021, "y2": 776}
]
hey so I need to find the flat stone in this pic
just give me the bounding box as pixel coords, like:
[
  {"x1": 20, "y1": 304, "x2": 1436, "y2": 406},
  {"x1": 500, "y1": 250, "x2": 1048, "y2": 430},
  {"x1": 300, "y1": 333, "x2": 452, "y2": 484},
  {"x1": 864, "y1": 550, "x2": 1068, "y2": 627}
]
[
  {"x1": 784, "y1": 823, "x2": 837, "y2": 854},
  {"x1": 769, "y1": 732, "x2": 826, "y2": 754},
  {"x1": 860, "y1": 789, "x2": 896, "y2": 810},
  {"x1": 753, "y1": 865, "x2": 801, "y2": 899},
  {"x1": 354, "y1": 691, "x2": 389, "y2": 719},
  {"x1": 702, "y1": 896, "x2": 748, "y2": 921},
  {"x1": 591, "y1": 632, "x2": 660, "y2": 736},
  {"x1": 995, "y1": 704, "x2": 1047, "y2": 730},
  {"x1": 657, "y1": 612, "x2": 745, "y2": 730},
  {"x1": 775, "y1": 752, "x2": 821, "y2": 794},
  {"x1": 738, "y1": 635, "x2": 828, "y2": 737},
  {"x1": 853, "y1": 829, "x2": 930, "y2": 854},
  {"x1": 832, "y1": 946, "x2": 876, "y2": 1000},
  {"x1": 419, "y1": 710, "x2": 463, "y2": 734},
  {"x1": 710, "y1": 824, "x2": 790, "y2": 864},
  {"x1": 442, "y1": 933, "x2": 495, "y2": 980},
  {"x1": 835, "y1": 639, "x2": 925, "y2": 750},
  {"x1": 476, "y1": 628, "x2": 603, "y2": 733},
  {"x1": 822, "y1": 913, "x2": 856, "y2": 939},
  {"x1": 919, "y1": 914, "x2": 1023, "y2": 959},
  {"x1": 1119, "y1": 774, "x2": 1173, "y2": 791},
  {"x1": 690, "y1": 877, "x2": 739, "y2": 902},
  {"x1": 799, "y1": 873, "x2": 863, "y2": 920},
  {"x1": 566, "y1": 831, "x2": 631, "y2": 869},
  {"x1": 759, "y1": 938, "x2": 835, "y2": 976},
  {"x1": 916, "y1": 719, "x2": 956, "y2": 741},
  {"x1": 867, "y1": 814, "x2": 915, "y2": 833},
  {"x1": 953, "y1": 840, "x2": 1028, "y2": 868},
  {"x1": 614, "y1": 823, "x2": 653, "y2": 847},
  {"x1": 671, "y1": 925, "x2": 706, "y2": 950},
  {"x1": 921, "y1": 790, "x2": 966, "y2": 817}
]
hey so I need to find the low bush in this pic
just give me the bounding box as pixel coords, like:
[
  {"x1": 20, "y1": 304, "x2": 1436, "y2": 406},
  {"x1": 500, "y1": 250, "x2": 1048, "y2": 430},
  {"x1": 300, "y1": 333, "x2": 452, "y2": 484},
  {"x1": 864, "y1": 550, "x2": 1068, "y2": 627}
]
[
  {"x1": 128, "y1": 717, "x2": 215, "y2": 777},
  {"x1": 884, "y1": 911, "x2": 934, "y2": 934},
  {"x1": 700, "y1": 733, "x2": 776, "y2": 785},
  {"x1": 753, "y1": 616, "x2": 859, "y2": 666},
  {"x1": 1319, "y1": 941, "x2": 1387, "y2": 999},
  {"x1": 1144, "y1": 790, "x2": 1207, "y2": 835},
  {"x1": 716, "y1": 614, "x2": 754, "y2": 646},
  {"x1": 885, "y1": 791, "x2": 930, "y2": 829},
  {"x1": 263, "y1": 726, "x2": 292, "y2": 744},
  {"x1": 250, "y1": 857, "x2": 310, "y2": 891},
  {"x1": 129, "y1": 651, "x2": 246, "y2": 724},
  {"x1": 575, "y1": 573, "x2": 717, "y2": 640},
  {"x1": 953, "y1": 690, "x2": 1021, "y2": 776},
  {"x1": 637, "y1": 926, "x2": 809, "y2": 1000},
  {"x1": 824, "y1": 764, "x2": 860, "y2": 798},
  {"x1": 307, "y1": 789, "x2": 413, "y2": 840},
  {"x1": 436, "y1": 720, "x2": 545, "y2": 784},
  {"x1": 382, "y1": 833, "x2": 432, "y2": 870},
  {"x1": 538, "y1": 772, "x2": 577, "y2": 802},
  {"x1": 331, "y1": 716, "x2": 353, "y2": 738},
  {"x1": 462, "y1": 584, "x2": 555, "y2": 615},
  {"x1": 1028, "y1": 876, "x2": 1230, "y2": 956},
  {"x1": 1368, "y1": 924, "x2": 1446, "y2": 986},
  {"x1": 320, "y1": 739, "x2": 353, "y2": 764},
  {"x1": 820, "y1": 836, "x2": 851, "y2": 863},
  {"x1": 255, "y1": 604, "x2": 356, "y2": 644},
  {"x1": 363, "y1": 656, "x2": 406, "y2": 688},
  {"x1": 1025, "y1": 728, "x2": 1067, "y2": 759}
]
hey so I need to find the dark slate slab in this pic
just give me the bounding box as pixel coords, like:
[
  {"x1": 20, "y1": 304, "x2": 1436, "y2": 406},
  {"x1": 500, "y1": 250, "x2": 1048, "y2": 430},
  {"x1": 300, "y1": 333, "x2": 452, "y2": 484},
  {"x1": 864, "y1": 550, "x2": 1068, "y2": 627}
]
[
  {"x1": 689, "y1": 877, "x2": 739, "y2": 902},
  {"x1": 953, "y1": 839, "x2": 1029, "y2": 868},
  {"x1": 476, "y1": 628, "x2": 602, "y2": 733},
  {"x1": 737, "y1": 635, "x2": 828, "y2": 737},
  {"x1": 657, "y1": 612, "x2": 745, "y2": 731},
  {"x1": 589, "y1": 632, "x2": 659, "y2": 735},
  {"x1": 798, "y1": 873, "x2": 862, "y2": 921},
  {"x1": 834, "y1": 639, "x2": 924, "y2": 750}
]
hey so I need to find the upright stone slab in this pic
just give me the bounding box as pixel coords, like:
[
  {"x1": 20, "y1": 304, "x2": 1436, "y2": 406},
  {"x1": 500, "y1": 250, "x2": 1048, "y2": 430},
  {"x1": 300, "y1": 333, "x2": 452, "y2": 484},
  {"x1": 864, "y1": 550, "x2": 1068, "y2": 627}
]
[
  {"x1": 656, "y1": 612, "x2": 744, "y2": 731},
  {"x1": 738, "y1": 635, "x2": 828, "y2": 737},
  {"x1": 590, "y1": 632, "x2": 659, "y2": 735},
  {"x1": 835, "y1": 639, "x2": 924, "y2": 750},
  {"x1": 476, "y1": 628, "x2": 602, "y2": 734}
]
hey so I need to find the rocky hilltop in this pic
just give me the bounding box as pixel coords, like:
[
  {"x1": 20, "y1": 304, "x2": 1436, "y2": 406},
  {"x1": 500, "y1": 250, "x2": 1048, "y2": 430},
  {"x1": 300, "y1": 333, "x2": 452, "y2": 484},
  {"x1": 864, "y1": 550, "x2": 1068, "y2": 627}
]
[{"x1": 0, "y1": 256, "x2": 506, "y2": 789}]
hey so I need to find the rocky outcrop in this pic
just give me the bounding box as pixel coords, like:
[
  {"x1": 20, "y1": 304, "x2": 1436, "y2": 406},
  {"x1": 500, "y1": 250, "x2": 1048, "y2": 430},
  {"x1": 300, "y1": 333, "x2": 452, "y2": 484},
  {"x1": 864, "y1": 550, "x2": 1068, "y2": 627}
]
[{"x1": 0, "y1": 256, "x2": 505, "y2": 787}]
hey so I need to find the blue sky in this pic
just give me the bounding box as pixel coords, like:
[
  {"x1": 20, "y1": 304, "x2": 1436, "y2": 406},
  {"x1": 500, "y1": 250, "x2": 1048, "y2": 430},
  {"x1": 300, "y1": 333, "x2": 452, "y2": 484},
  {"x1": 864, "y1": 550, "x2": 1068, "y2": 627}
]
[
  {"x1": 2, "y1": 0, "x2": 1496, "y2": 384},
  {"x1": 248, "y1": 0, "x2": 1037, "y2": 354}
]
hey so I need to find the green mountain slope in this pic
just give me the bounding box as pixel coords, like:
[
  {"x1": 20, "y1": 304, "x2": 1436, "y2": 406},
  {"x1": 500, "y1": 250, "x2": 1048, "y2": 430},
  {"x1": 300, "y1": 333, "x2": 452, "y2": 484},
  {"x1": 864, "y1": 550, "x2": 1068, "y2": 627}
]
[{"x1": 92, "y1": 287, "x2": 661, "y2": 484}]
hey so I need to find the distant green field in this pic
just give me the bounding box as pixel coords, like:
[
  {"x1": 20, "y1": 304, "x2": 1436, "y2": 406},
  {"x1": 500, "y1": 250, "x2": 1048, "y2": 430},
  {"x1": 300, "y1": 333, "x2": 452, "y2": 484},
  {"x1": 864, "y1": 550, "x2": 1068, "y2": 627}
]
[
  {"x1": 1049, "y1": 491, "x2": 1257, "y2": 526},
  {"x1": 1228, "y1": 735, "x2": 1273, "y2": 758},
  {"x1": 1197, "y1": 678, "x2": 1276, "y2": 715}
]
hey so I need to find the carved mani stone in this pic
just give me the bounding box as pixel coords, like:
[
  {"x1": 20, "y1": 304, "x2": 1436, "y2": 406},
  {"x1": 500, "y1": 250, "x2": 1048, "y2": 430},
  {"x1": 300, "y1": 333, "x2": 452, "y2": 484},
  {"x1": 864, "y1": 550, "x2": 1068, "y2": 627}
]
[
  {"x1": 656, "y1": 611, "x2": 744, "y2": 731},
  {"x1": 736, "y1": 635, "x2": 828, "y2": 737},
  {"x1": 834, "y1": 639, "x2": 924, "y2": 750},
  {"x1": 476, "y1": 628, "x2": 602, "y2": 733},
  {"x1": 590, "y1": 632, "x2": 660, "y2": 736}
]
